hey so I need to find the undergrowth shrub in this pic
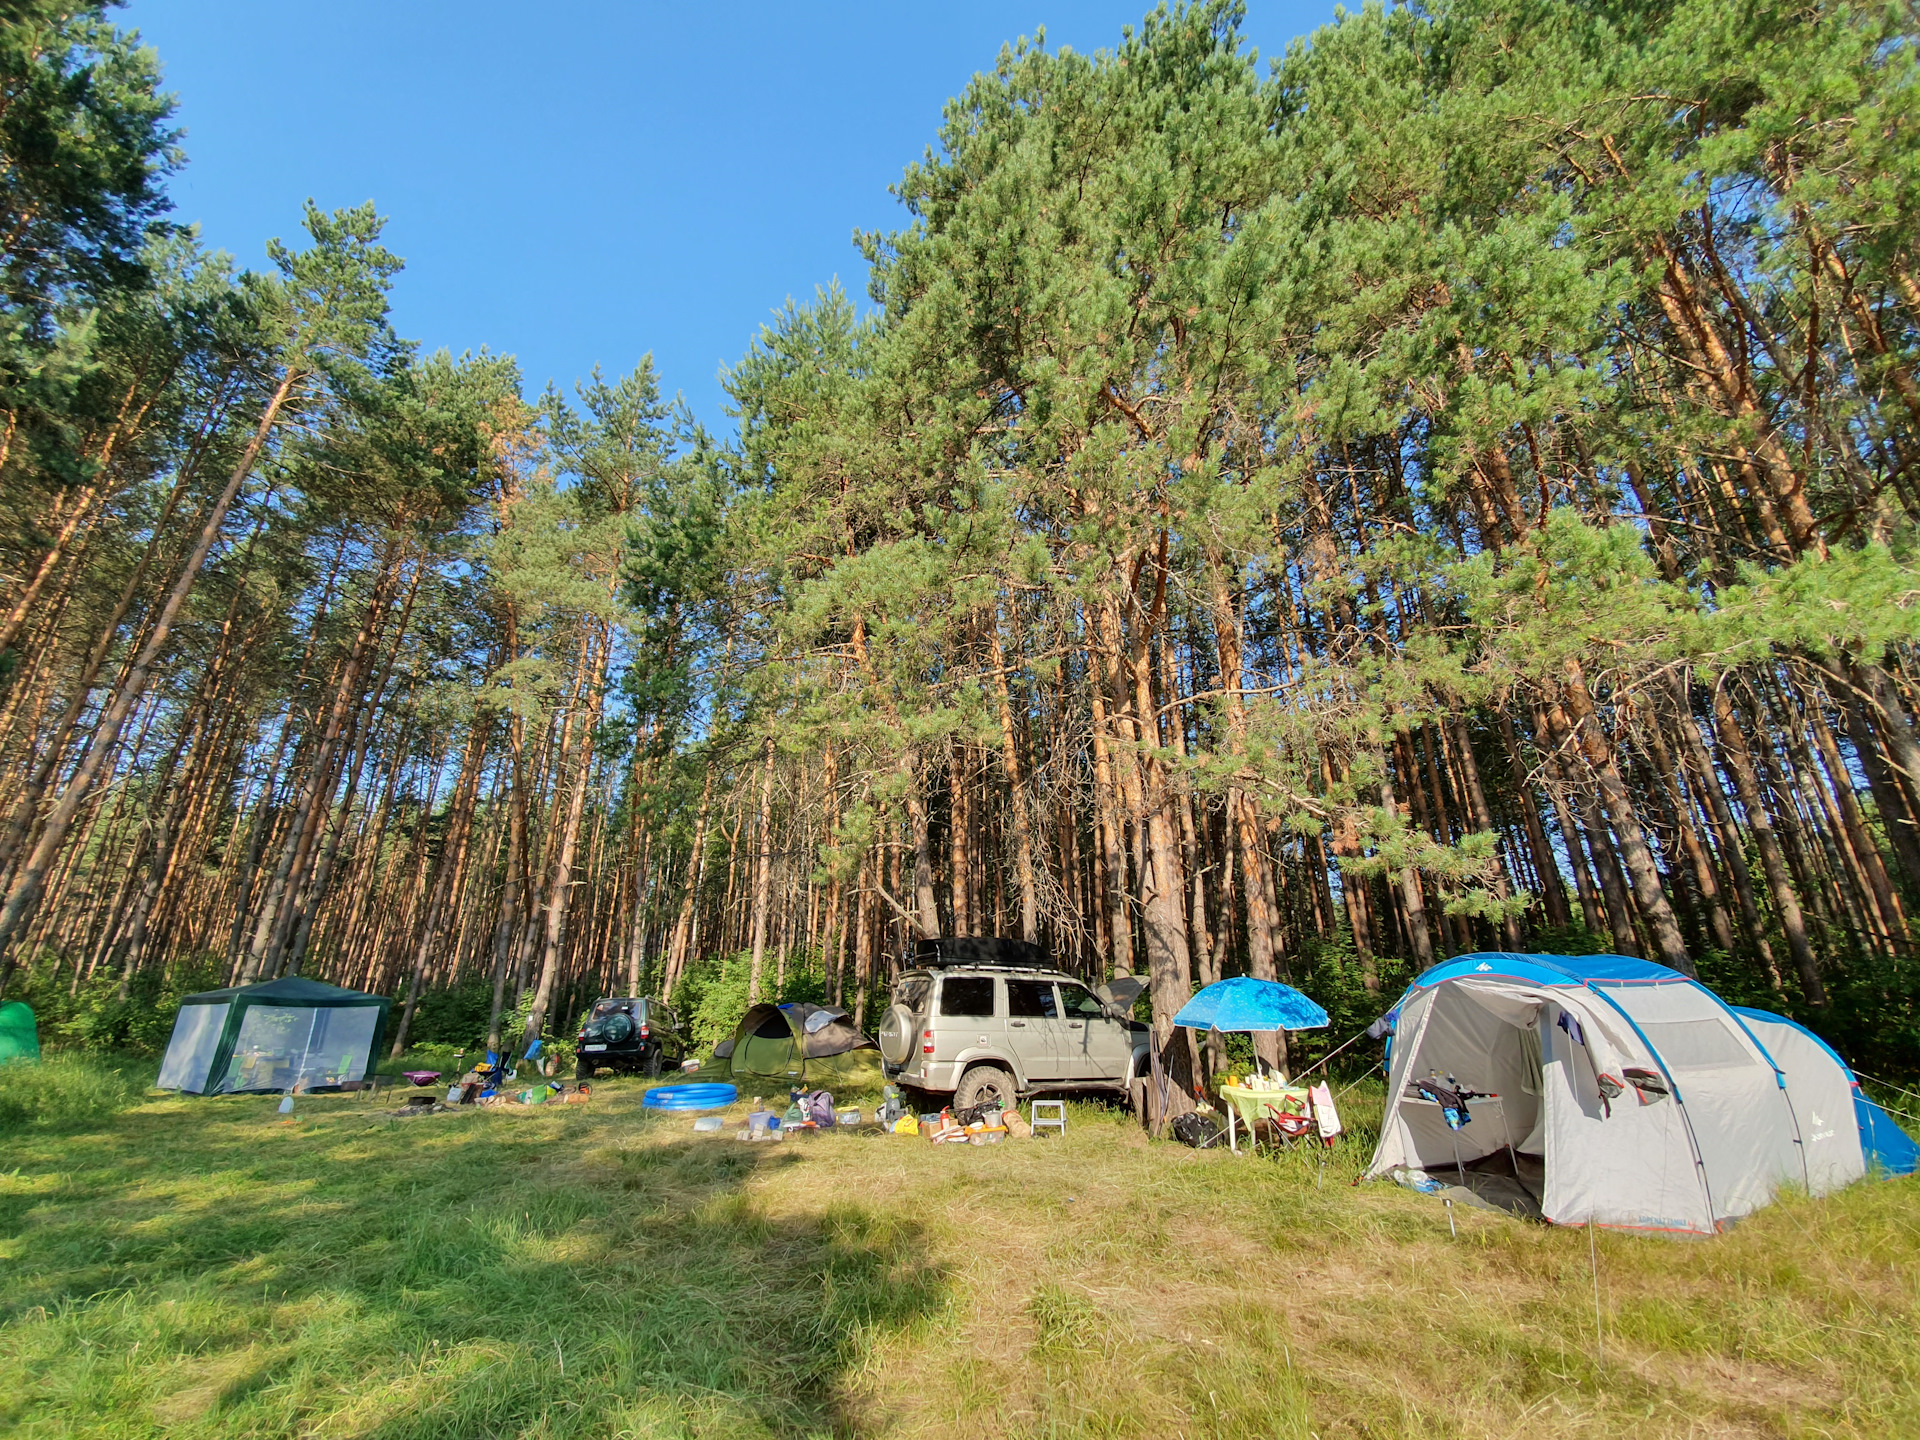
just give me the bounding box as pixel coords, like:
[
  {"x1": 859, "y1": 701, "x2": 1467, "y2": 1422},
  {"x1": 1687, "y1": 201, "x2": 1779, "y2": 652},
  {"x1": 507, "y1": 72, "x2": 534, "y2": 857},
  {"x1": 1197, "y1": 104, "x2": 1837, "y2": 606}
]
[
  {"x1": 400, "y1": 974, "x2": 497, "y2": 1051},
  {"x1": 3, "y1": 957, "x2": 223, "y2": 1055},
  {"x1": 671, "y1": 951, "x2": 832, "y2": 1057}
]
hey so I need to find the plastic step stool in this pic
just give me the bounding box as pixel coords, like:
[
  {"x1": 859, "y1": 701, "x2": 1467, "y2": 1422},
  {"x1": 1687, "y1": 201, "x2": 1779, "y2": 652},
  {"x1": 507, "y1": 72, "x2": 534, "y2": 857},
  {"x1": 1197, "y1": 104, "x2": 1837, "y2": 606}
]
[{"x1": 1030, "y1": 1099, "x2": 1067, "y2": 1137}]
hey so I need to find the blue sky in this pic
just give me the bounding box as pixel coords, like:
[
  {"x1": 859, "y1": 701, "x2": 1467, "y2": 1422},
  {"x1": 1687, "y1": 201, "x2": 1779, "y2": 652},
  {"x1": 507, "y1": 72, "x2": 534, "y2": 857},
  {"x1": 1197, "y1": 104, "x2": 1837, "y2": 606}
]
[{"x1": 123, "y1": 2, "x2": 1333, "y2": 435}]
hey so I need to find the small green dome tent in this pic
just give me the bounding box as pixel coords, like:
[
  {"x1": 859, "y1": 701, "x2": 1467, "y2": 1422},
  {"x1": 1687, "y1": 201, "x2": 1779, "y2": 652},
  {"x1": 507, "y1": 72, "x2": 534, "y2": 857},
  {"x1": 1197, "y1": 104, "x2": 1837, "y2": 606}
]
[
  {"x1": 156, "y1": 976, "x2": 390, "y2": 1095},
  {"x1": 710, "y1": 1001, "x2": 883, "y2": 1090},
  {"x1": 0, "y1": 1001, "x2": 39, "y2": 1064}
]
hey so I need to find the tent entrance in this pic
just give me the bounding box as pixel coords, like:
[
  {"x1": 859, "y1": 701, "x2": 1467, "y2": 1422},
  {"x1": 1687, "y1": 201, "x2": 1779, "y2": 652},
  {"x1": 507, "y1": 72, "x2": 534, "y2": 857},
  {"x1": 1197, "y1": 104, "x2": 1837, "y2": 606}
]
[
  {"x1": 1439, "y1": 1149, "x2": 1546, "y2": 1220},
  {"x1": 1390, "y1": 982, "x2": 1547, "y2": 1179},
  {"x1": 736, "y1": 1009, "x2": 802, "y2": 1079}
]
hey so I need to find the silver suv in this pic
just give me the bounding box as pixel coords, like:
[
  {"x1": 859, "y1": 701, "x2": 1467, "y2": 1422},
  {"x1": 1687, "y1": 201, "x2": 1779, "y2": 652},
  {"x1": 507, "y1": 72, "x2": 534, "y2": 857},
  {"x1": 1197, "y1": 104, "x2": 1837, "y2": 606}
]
[{"x1": 876, "y1": 938, "x2": 1150, "y2": 1114}]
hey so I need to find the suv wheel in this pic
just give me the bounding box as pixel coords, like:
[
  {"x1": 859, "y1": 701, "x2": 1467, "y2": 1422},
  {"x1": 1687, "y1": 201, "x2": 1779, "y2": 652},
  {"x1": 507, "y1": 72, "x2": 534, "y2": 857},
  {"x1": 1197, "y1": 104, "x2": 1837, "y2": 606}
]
[
  {"x1": 953, "y1": 1064, "x2": 1018, "y2": 1115},
  {"x1": 575, "y1": 1057, "x2": 595, "y2": 1082},
  {"x1": 644, "y1": 1047, "x2": 662, "y2": 1078}
]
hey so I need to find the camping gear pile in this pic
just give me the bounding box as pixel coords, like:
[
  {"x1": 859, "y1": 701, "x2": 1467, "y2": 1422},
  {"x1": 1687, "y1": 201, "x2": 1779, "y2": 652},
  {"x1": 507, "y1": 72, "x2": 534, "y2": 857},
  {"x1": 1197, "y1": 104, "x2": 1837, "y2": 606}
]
[
  {"x1": 1365, "y1": 952, "x2": 1919, "y2": 1233},
  {"x1": 921, "y1": 1101, "x2": 1011, "y2": 1143},
  {"x1": 156, "y1": 977, "x2": 389, "y2": 1094},
  {"x1": 732, "y1": 1086, "x2": 855, "y2": 1140}
]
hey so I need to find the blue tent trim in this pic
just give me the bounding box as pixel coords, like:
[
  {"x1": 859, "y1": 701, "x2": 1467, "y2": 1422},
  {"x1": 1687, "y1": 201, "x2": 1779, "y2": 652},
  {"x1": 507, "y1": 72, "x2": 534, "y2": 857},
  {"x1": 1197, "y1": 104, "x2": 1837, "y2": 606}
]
[
  {"x1": 1857, "y1": 1096, "x2": 1920, "y2": 1177},
  {"x1": 1412, "y1": 952, "x2": 1686, "y2": 990},
  {"x1": 1734, "y1": 1006, "x2": 1919, "y2": 1178}
]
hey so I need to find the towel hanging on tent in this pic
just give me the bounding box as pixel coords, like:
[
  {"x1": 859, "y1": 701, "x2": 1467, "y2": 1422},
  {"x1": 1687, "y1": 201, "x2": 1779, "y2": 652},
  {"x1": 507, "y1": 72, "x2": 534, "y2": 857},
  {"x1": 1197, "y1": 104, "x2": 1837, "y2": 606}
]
[{"x1": 1410, "y1": 1077, "x2": 1471, "y2": 1129}]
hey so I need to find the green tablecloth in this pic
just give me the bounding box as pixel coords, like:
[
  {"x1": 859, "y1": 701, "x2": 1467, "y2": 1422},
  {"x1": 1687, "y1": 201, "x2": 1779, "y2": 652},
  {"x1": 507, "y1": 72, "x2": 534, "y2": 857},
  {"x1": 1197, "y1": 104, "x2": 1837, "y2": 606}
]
[{"x1": 1218, "y1": 1084, "x2": 1310, "y2": 1129}]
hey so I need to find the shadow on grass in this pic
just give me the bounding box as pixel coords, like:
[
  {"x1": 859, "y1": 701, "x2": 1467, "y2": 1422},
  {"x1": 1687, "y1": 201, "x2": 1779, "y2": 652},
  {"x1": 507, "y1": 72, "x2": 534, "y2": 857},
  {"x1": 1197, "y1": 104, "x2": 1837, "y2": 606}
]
[{"x1": 0, "y1": 1087, "x2": 948, "y2": 1439}]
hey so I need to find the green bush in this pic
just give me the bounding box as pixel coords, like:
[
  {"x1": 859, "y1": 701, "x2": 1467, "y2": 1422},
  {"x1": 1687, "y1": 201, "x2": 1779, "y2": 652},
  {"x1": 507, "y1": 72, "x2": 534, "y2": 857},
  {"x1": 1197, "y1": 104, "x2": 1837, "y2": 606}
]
[
  {"x1": 4, "y1": 957, "x2": 223, "y2": 1055},
  {"x1": 0, "y1": 1053, "x2": 148, "y2": 1134},
  {"x1": 399, "y1": 974, "x2": 498, "y2": 1050},
  {"x1": 670, "y1": 951, "x2": 834, "y2": 1058}
]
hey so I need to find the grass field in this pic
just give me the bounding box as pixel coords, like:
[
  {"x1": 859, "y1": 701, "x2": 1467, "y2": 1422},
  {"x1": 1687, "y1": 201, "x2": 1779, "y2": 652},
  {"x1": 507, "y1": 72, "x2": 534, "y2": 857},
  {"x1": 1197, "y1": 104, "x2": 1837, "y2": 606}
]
[{"x1": 2, "y1": 1056, "x2": 1917, "y2": 1439}]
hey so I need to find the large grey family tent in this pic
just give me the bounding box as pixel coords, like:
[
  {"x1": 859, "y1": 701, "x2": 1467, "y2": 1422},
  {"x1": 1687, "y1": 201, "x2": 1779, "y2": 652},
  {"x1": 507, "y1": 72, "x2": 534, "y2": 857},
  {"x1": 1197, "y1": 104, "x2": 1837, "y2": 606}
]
[
  {"x1": 1366, "y1": 954, "x2": 1917, "y2": 1235},
  {"x1": 708, "y1": 1002, "x2": 883, "y2": 1089},
  {"x1": 156, "y1": 976, "x2": 390, "y2": 1095}
]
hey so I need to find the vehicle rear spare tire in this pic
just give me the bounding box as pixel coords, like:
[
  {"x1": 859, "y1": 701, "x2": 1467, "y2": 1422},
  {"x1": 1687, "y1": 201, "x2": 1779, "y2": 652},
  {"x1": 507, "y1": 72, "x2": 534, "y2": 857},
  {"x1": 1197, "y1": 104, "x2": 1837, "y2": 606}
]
[
  {"x1": 877, "y1": 1004, "x2": 916, "y2": 1065},
  {"x1": 587, "y1": 1013, "x2": 634, "y2": 1043},
  {"x1": 953, "y1": 1064, "x2": 1018, "y2": 1115}
]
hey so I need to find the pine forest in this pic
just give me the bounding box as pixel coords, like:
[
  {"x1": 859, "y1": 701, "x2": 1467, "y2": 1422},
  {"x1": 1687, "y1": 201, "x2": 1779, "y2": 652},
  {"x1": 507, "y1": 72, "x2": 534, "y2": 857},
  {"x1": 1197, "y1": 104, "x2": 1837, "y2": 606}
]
[{"x1": 7, "y1": 0, "x2": 1920, "y2": 1091}]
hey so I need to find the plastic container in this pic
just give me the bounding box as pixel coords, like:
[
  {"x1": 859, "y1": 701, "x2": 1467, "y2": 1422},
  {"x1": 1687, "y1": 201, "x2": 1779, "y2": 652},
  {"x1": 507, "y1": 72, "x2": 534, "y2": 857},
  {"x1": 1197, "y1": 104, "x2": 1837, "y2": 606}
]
[
  {"x1": 692, "y1": 1115, "x2": 725, "y2": 1132},
  {"x1": 641, "y1": 1083, "x2": 739, "y2": 1112},
  {"x1": 836, "y1": 1109, "x2": 861, "y2": 1126}
]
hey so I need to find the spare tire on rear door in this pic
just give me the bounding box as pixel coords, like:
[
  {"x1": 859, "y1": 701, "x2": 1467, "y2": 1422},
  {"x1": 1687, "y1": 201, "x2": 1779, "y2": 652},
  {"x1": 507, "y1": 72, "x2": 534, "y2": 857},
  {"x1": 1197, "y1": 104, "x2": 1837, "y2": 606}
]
[
  {"x1": 877, "y1": 1004, "x2": 916, "y2": 1065},
  {"x1": 585, "y1": 1011, "x2": 634, "y2": 1043}
]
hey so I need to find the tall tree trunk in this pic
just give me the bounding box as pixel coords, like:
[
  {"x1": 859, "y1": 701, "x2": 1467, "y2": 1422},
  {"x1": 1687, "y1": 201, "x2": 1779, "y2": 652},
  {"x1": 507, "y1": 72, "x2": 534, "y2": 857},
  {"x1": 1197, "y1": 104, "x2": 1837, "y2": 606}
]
[
  {"x1": 746, "y1": 733, "x2": 777, "y2": 1003},
  {"x1": 1549, "y1": 669, "x2": 1692, "y2": 974},
  {"x1": 0, "y1": 367, "x2": 301, "y2": 983},
  {"x1": 987, "y1": 611, "x2": 1039, "y2": 943},
  {"x1": 522, "y1": 624, "x2": 609, "y2": 1053},
  {"x1": 1711, "y1": 681, "x2": 1821, "y2": 1001}
]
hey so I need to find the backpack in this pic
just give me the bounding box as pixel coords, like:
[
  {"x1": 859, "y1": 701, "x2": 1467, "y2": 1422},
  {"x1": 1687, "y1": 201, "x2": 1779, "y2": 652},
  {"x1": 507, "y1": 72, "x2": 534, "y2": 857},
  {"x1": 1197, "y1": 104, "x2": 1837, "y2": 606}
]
[{"x1": 806, "y1": 1090, "x2": 835, "y2": 1126}]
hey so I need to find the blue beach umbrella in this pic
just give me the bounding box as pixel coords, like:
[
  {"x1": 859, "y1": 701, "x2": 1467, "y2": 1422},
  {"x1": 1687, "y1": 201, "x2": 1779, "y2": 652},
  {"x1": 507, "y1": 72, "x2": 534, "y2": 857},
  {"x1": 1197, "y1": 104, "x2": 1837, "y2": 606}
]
[{"x1": 1173, "y1": 976, "x2": 1329, "y2": 1034}]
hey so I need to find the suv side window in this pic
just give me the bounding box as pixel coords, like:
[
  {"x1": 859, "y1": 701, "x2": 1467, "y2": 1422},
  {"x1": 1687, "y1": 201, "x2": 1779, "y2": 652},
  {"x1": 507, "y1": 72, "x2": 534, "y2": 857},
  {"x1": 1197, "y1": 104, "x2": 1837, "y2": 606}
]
[
  {"x1": 652, "y1": 1003, "x2": 676, "y2": 1030},
  {"x1": 1006, "y1": 979, "x2": 1058, "y2": 1018},
  {"x1": 1058, "y1": 984, "x2": 1103, "y2": 1019},
  {"x1": 895, "y1": 975, "x2": 932, "y2": 1016},
  {"x1": 938, "y1": 977, "x2": 995, "y2": 1017}
]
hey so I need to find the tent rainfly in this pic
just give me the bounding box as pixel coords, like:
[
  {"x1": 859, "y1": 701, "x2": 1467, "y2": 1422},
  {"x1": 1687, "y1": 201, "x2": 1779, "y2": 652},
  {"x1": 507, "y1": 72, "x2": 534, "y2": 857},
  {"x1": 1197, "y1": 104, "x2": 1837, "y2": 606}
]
[
  {"x1": 1367, "y1": 953, "x2": 1917, "y2": 1235},
  {"x1": 156, "y1": 976, "x2": 390, "y2": 1095},
  {"x1": 710, "y1": 1001, "x2": 883, "y2": 1089}
]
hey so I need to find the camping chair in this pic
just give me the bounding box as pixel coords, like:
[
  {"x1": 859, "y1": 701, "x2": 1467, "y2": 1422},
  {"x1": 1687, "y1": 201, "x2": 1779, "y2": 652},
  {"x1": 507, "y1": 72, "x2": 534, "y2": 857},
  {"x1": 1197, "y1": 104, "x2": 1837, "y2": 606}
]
[{"x1": 1260, "y1": 1093, "x2": 1316, "y2": 1152}]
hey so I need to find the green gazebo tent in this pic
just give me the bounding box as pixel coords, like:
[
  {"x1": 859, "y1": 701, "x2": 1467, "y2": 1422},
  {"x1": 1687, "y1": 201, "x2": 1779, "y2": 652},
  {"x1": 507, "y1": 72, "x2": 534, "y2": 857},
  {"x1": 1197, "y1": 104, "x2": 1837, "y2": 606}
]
[{"x1": 156, "y1": 976, "x2": 390, "y2": 1095}]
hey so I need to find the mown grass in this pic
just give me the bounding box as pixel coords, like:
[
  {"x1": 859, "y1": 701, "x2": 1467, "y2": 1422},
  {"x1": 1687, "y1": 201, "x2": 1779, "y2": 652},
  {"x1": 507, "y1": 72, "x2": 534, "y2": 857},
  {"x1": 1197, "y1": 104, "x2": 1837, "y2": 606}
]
[{"x1": 1, "y1": 1056, "x2": 1916, "y2": 1438}]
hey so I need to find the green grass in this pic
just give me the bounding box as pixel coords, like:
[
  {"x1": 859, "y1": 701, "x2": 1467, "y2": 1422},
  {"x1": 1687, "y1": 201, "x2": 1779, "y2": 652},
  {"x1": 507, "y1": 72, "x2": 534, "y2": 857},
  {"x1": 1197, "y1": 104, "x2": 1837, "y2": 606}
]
[{"x1": 1, "y1": 1056, "x2": 1917, "y2": 1437}]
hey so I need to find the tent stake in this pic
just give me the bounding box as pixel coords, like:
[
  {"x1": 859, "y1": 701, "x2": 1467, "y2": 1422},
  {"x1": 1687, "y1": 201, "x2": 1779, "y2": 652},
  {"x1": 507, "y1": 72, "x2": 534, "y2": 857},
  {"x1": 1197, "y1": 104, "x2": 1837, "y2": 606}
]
[
  {"x1": 1444, "y1": 1197, "x2": 1456, "y2": 1238},
  {"x1": 1588, "y1": 1219, "x2": 1604, "y2": 1371}
]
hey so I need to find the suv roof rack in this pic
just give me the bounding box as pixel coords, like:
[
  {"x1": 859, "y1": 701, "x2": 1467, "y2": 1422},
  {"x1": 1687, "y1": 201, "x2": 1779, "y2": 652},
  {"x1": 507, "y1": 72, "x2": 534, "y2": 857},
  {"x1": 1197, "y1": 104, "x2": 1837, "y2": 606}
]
[{"x1": 907, "y1": 936, "x2": 1050, "y2": 969}]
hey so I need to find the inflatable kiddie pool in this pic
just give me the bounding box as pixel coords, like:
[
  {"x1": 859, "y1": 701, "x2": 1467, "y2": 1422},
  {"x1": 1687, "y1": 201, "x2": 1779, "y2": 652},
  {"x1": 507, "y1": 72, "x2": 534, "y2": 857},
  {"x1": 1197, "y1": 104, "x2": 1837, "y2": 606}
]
[{"x1": 641, "y1": 1082, "x2": 737, "y2": 1112}]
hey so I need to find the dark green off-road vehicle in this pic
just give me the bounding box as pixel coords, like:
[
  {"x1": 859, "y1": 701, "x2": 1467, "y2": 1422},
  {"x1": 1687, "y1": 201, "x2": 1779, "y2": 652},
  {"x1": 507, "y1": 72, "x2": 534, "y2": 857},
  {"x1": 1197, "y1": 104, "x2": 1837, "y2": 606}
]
[{"x1": 574, "y1": 997, "x2": 685, "y2": 1079}]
